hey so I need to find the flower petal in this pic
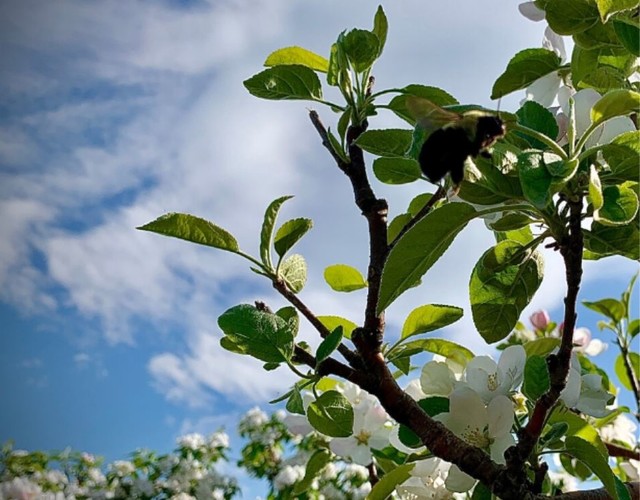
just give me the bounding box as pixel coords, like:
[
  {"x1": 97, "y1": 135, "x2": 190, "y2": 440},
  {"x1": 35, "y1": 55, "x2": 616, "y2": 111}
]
[
  {"x1": 518, "y1": 2, "x2": 545, "y2": 21},
  {"x1": 488, "y1": 395, "x2": 515, "y2": 438},
  {"x1": 445, "y1": 465, "x2": 477, "y2": 492}
]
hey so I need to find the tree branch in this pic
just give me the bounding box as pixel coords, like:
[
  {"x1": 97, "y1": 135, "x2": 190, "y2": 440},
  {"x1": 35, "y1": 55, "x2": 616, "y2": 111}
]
[
  {"x1": 534, "y1": 482, "x2": 640, "y2": 500},
  {"x1": 513, "y1": 197, "x2": 584, "y2": 466},
  {"x1": 292, "y1": 345, "x2": 367, "y2": 386},
  {"x1": 605, "y1": 442, "x2": 640, "y2": 460},
  {"x1": 618, "y1": 339, "x2": 640, "y2": 413},
  {"x1": 273, "y1": 279, "x2": 362, "y2": 369}
]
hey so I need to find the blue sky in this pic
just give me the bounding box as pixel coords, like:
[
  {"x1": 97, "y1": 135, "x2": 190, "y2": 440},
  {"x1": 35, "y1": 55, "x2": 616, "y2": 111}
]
[{"x1": 0, "y1": 0, "x2": 637, "y2": 496}]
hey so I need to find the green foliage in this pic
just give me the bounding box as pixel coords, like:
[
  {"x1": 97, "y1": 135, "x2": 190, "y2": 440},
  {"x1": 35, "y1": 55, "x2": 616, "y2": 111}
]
[
  {"x1": 368, "y1": 463, "x2": 415, "y2": 500},
  {"x1": 470, "y1": 240, "x2": 544, "y2": 343},
  {"x1": 323, "y1": 264, "x2": 367, "y2": 292},
  {"x1": 523, "y1": 355, "x2": 550, "y2": 400},
  {"x1": 491, "y1": 48, "x2": 562, "y2": 99},
  {"x1": 264, "y1": 46, "x2": 330, "y2": 72},
  {"x1": 400, "y1": 304, "x2": 464, "y2": 340},
  {"x1": 306, "y1": 390, "x2": 354, "y2": 437},
  {"x1": 244, "y1": 65, "x2": 323, "y2": 101}
]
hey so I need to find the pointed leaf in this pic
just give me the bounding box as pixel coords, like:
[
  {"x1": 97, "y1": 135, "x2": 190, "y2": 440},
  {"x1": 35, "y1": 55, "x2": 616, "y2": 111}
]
[
  {"x1": 324, "y1": 264, "x2": 367, "y2": 292},
  {"x1": 388, "y1": 85, "x2": 457, "y2": 124},
  {"x1": 378, "y1": 203, "x2": 477, "y2": 312},
  {"x1": 595, "y1": 185, "x2": 639, "y2": 226},
  {"x1": 280, "y1": 254, "x2": 307, "y2": 293},
  {"x1": 585, "y1": 221, "x2": 639, "y2": 260},
  {"x1": 401, "y1": 304, "x2": 464, "y2": 340},
  {"x1": 261, "y1": 196, "x2": 293, "y2": 268},
  {"x1": 138, "y1": 213, "x2": 240, "y2": 252},
  {"x1": 492, "y1": 48, "x2": 562, "y2": 99},
  {"x1": 601, "y1": 131, "x2": 640, "y2": 183},
  {"x1": 564, "y1": 436, "x2": 622, "y2": 500},
  {"x1": 589, "y1": 165, "x2": 604, "y2": 211},
  {"x1": 545, "y1": 0, "x2": 600, "y2": 34},
  {"x1": 342, "y1": 28, "x2": 379, "y2": 73},
  {"x1": 264, "y1": 46, "x2": 329, "y2": 72},
  {"x1": 317, "y1": 316, "x2": 357, "y2": 340},
  {"x1": 373, "y1": 157, "x2": 422, "y2": 184},
  {"x1": 388, "y1": 338, "x2": 474, "y2": 368},
  {"x1": 292, "y1": 449, "x2": 332, "y2": 495},
  {"x1": 276, "y1": 306, "x2": 300, "y2": 337},
  {"x1": 614, "y1": 352, "x2": 639, "y2": 391},
  {"x1": 523, "y1": 355, "x2": 550, "y2": 400},
  {"x1": 355, "y1": 129, "x2": 413, "y2": 157},
  {"x1": 583, "y1": 298, "x2": 626, "y2": 322},
  {"x1": 613, "y1": 19, "x2": 640, "y2": 56},
  {"x1": 591, "y1": 90, "x2": 640, "y2": 127},
  {"x1": 470, "y1": 240, "x2": 544, "y2": 343},
  {"x1": 307, "y1": 390, "x2": 354, "y2": 437},
  {"x1": 524, "y1": 338, "x2": 561, "y2": 357},
  {"x1": 368, "y1": 463, "x2": 415, "y2": 500},
  {"x1": 244, "y1": 65, "x2": 322, "y2": 101},
  {"x1": 218, "y1": 304, "x2": 294, "y2": 363},
  {"x1": 316, "y1": 326, "x2": 344, "y2": 364},
  {"x1": 516, "y1": 101, "x2": 559, "y2": 149},
  {"x1": 518, "y1": 151, "x2": 553, "y2": 209},
  {"x1": 597, "y1": 0, "x2": 639, "y2": 22},
  {"x1": 372, "y1": 6, "x2": 388, "y2": 56},
  {"x1": 274, "y1": 218, "x2": 313, "y2": 257},
  {"x1": 286, "y1": 385, "x2": 305, "y2": 415}
]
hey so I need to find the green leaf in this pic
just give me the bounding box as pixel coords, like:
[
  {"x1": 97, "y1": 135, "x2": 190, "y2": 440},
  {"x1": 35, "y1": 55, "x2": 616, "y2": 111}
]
[
  {"x1": 327, "y1": 127, "x2": 349, "y2": 163},
  {"x1": 316, "y1": 326, "x2": 344, "y2": 364},
  {"x1": 470, "y1": 240, "x2": 544, "y2": 343},
  {"x1": 280, "y1": 254, "x2": 307, "y2": 293},
  {"x1": 583, "y1": 298, "x2": 626, "y2": 322},
  {"x1": 342, "y1": 28, "x2": 380, "y2": 73},
  {"x1": 286, "y1": 385, "x2": 305, "y2": 415},
  {"x1": 615, "y1": 352, "x2": 639, "y2": 391},
  {"x1": 220, "y1": 336, "x2": 248, "y2": 355},
  {"x1": 515, "y1": 101, "x2": 559, "y2": 149},
  {"x1": 378, "y1": 203, "x2": 477, "y2": 312},
  {"x1": 274, "y1": 218, "x2": 313, "y2": 258},
  {"x1": 260, "y1": 196, "x2": 293, "y2": 268},
  {"x1": 601, "y1": 131, "x2": 640, "y2": 183},
  {"x1": 524, "y1": 337, "x2": 561, "y2": 357},
  {"x1": 372, "y1": 6, "x2": 388, "y2": 56},
  {"x1": 628, "y1": 318, "x2": 640, "y2": 338},
  {"x1": 243, "y1": 65, "x2": 323, "y2": 100},
  {"x1": 388, "y1": 213, "x2": 412, "y2": 243},
  {"x1": 387, "y1": 85, "x2": 458, "y2": 124},
  {"x1": 523, "y1": 355, "x2": 550, "y2": 400},
  {"x1": 491, "y1": 48, "x2": 562, "y2": 99},
  {"x1": 264, "y1": 46, "x2": 330, "y2": 72},
  {"x1": 571, "y1": 45, "x2": 634, "y2": 90},
  {"x1": 584, "y1": 220, "x2": 640, "y2": 260},
  {"x1": 408, "y1": 193, "x2": 434, "y2": 216},
  {"x1": 489, "y1": 213, "x2": 535, "y2": 232},
  {"x1": 591, "y1": 90, "x2": 640, "y2": 127},
  {"x1": 292, "y1": 449, "x2": 332, "y2": 496},
  {"x1": 317, "y1": 316, "x2": 357, "y2": 340},
  {"x1": 589, "y1": 165, "x2": 604, "y2": 211},
  {"x1": 595, "y1": 185, "x2": 639, "y2": 226},
  {"x1": 545, "y1": 0, "x2": 600, "y2": 34},
  {"x1": 307, "y1": 390, "x2": 354, "y2": 437},
  {"x1": 388, "y1": 338, "x2": 474, "y2": 368},
  {"x1": 548, "y1": 405, "x2": 608, "y2": 456},
  {"x1": 398, "y1": 396, "x2": 451, "y2": 448},
  {"x1": 564, "y1": 436, "x2": 621, "y2": 500},
  {"x1": 324, "y1": 264, "x2": 367, "y2": 292},
  {"x1": 596, "y1": 0, "x2": 639, "y2": 22},
  {"x1": 518, "y1": 151, "x2": 553, "y2": 209},
  {"x1": 138, "y1": 213, "x2": 240, "y2": 253},
  {"x1": 368, "y1": 463, "x2": 415, "y2": 500},
  {"x1": 276, "y1": 306, "x2": 299, "y2": 337},
  {"x1": 355, "y1": 129, "x2": 413, "y2": 157},
  {"x1": 471, "y1": 482, "x2": 492, "y2": 500},
  {"x1": 373, "y1": 157, "x2": 422, "y2": 184},
  {"x1": 218, "y1": 304, "x2": 295, "y2": 363},
  {"x1": 401, "y1": 304, "x2": 464, "y2": 340},
  {"x1": 613, "y1": 19, "x2": 640, "y2": 56},
  {"x1": 574, "y1": 21, "x2": 623, "y2": 49}
]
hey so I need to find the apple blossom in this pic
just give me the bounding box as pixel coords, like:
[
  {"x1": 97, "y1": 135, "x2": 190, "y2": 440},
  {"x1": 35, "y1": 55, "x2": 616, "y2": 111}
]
[
  {"x1": 464, "y1": 345, "x2": 526, "y2": 403},
  {"x1": 396, "y1": 458, "x2": 452, "y2": 500},
  {"x1": 436, "y1": 387, "x2": 515, "y2": 492},
  {"x1": 573, "y1": 328, "x2": 607, "y2": 357},
  {"x1": 598, "y1": 414, "x2": 638, "y2": 448},
  {"x1": 329, "y1": 399, "x2": 391, "y2": 466},
  {"x1": 420, "y1": 361, "x2": 457, "y2": 396}
]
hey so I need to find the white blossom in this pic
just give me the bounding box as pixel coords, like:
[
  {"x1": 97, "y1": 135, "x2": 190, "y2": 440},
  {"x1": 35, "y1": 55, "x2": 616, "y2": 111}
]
[
  {"x1": 464, "y1": 345, "x2": 526, "y2": 403},
  {"x1": 273, "y1": 464, "x2": 305, "y2": 491},
  {"x1": 177, "y1": 433, "x2": 206, "y2": 451}
]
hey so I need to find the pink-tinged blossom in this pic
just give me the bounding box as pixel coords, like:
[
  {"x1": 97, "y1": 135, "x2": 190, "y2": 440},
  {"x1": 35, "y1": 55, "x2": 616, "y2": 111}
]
[
  {"x1": 573, "y1": 327, "x2": 607, "y2": 356},
  {"x1": 530, "y1": 310, "x2": 551, "y2": 330}
]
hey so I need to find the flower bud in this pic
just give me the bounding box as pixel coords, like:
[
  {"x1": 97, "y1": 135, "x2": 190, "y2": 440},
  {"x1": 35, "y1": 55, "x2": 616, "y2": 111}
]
[{"x1": 530, "y1": 310, "x2": 550, "y2": 330}]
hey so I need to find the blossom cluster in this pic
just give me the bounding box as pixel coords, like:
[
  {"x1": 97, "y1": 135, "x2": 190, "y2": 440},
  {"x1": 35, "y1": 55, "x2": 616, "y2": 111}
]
[{"x1": 0, "y1": 431, "x2": 238, "y2": 500}]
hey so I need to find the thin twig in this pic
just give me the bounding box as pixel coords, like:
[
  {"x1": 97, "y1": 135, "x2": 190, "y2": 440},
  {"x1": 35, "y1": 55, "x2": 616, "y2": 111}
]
[
  {"x1": 618, "y1": 339, "x2": 640, "y2": 415},
  {"x1": 273, "y1": 279, "x2": 362, "y2": 368},
  {"x1": 604, "y1": 442, "x2": 640, "y2": 460},
  {"x1": 388, "y1": 185, "x2": 446, "y2": 250}
]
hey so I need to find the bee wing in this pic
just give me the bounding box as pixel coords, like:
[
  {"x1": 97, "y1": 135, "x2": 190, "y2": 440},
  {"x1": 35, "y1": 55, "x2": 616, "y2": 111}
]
[{"x1": 406, "y1": 96, "x2": 461, "y2": 135}]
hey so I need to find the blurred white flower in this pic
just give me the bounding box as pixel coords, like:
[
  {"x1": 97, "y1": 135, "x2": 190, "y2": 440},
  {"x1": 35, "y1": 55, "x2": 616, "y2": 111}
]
[
  {"x1": 273, "y1": 464, "x2": 305, "y2": 491},
  {"x1": 575, "y1": 374, "x2": 613, "y2": 418},
  {"x1": 621, "y1": 459, "x2": 640, "y2": 482},
  {"x1": 208, "y1": 431, "x2": 229, "y2": 449},
  {"x1": 573, "y1": 327, "x2": 607, "y2": 356},
  {"x1": 396, "y1": 457, "x2": 452, "y2": 500},
  {"x1": 110, "y1": 460, "x2": 135, "y2": 476},
  {"x1": 177, "y1": 433, "x2": 205, "y2": 451},
  {"x1": 0, "y1": 476, "x2": 43, "y2": 499},
  {"x1": 405, "y1": 378, "x2": 428, "y2": 401},
  {"x1": 599, "y1": 414, "x2": 637, "y2": 448},
  {"x1": 464, "y1": 345, "x2": 526, "y2": 403}
]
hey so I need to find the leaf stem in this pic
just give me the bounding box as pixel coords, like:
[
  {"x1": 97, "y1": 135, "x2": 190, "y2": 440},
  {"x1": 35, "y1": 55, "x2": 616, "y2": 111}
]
[{"x1": 511, "y1": 124, "x2": 567, "y2": 159}]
